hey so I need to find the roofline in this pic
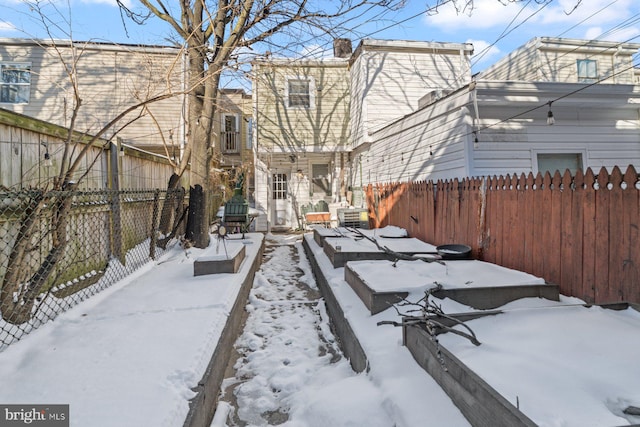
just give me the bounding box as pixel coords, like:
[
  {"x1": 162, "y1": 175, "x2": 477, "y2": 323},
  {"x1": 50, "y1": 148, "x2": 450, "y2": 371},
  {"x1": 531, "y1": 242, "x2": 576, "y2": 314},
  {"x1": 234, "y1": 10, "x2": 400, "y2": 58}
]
[
  {"x1": 252, "y1": 57, "x2": 349, "y2": 67},
  {"x1": 350, "y1": 38, "x2": 474, "y2": 65},
  {"x1": 0, "y1": 37, "x2": 181, "y2": 54},
  {"x1": 478, "y1": 36, "x2": 640, "y2": 78}
]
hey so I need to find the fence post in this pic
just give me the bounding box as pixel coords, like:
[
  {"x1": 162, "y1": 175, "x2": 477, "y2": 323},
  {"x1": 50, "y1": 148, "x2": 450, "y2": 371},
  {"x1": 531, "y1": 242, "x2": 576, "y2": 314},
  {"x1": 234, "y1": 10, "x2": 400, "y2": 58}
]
[{"x1": 109, "y1": 139, "x2": 124, "y2": 264}]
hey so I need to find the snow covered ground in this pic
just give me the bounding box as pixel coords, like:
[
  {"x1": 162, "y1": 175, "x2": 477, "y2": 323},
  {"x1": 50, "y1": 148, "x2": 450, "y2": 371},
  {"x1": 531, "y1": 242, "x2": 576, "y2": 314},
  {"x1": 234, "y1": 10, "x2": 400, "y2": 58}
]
[
  {"x1": 214, "y1": 234, "x2": 396, "y2": 427},
  {"x1": 1, "y1": 227, "x2": 639, "y2": 427},
  {"x1": 0, "y1": 234, "x2": 264, "y2": 427}
]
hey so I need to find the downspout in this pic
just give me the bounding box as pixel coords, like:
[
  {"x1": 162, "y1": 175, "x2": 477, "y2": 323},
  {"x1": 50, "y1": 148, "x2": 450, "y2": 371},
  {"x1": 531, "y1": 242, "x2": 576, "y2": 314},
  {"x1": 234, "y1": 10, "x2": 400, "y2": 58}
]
[
  {"x1": 469, "y1": 80, "x2": 481, "y2": 177},
  {"x1": 612, "y1": 45, "x2": 622, "y2": 84}
]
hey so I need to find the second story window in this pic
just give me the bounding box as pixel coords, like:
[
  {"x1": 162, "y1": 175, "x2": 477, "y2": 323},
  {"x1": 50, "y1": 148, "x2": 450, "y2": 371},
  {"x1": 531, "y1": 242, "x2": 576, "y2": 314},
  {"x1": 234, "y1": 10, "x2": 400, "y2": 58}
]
[
  {"x1": 221, "y1": 114, "x2": 240, "y2": 153},
  {"x1": 286, "y1": 77, "x2": 314, "y2": 109},
  {"x1": 577, "y1": 59, "x2": 598, "y2": 83},
  {"x1": 1, "y1": 63, "x2": 31, "y2": 104}
]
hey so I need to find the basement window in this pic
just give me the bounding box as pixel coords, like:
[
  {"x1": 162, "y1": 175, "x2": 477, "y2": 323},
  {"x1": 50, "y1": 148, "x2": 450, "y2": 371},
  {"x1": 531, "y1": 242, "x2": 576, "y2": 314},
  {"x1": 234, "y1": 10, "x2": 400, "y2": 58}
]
[{"x1": 537, "y1": 153, "x2": 583, "y2": 176}]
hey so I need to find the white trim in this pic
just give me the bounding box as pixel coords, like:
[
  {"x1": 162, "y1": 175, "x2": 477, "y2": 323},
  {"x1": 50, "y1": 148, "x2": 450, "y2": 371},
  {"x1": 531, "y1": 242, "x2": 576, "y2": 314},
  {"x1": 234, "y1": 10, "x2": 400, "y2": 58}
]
[
  {"x1": 284, "y1": 75, "x2": 316, "y2": 109},
  {"x1": 531, "y1": 148, "x2": 587, "y2": 175},
  {"x1": 0, "y1": 61, "x2": 32, "y2": 105}
]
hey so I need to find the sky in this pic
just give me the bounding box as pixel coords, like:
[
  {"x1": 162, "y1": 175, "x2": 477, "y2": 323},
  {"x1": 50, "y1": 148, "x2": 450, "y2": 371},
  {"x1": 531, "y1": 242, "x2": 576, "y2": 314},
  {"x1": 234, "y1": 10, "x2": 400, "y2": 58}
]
[
  {"x1": 0, "y1": 228, "x2": 639, "y2": 426},
  {"x1": 1, "y1": 0, "x2": 640, "y2": 83}
]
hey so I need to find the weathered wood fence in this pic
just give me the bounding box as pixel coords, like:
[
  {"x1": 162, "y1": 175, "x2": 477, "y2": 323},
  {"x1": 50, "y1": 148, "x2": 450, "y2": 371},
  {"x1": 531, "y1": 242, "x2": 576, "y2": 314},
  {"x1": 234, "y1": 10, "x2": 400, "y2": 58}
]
[{"x1": 366, "y1": 165, "x2": 640, "y2": 305}]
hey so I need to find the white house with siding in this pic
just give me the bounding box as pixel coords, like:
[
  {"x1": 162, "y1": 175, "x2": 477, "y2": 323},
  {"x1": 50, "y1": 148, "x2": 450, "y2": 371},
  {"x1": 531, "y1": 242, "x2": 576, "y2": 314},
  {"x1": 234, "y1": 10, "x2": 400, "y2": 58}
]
[
  {"x1": 349, "y1": 39, "x2": 474, "y2": 150},
  {"x1": 252, "y1": 43, "x2": 351, "y2": 231},
  {"x1": 353, "y1": 37, "x2": 640, "y2": 187},
  {"x1": 252, "y1": 38, "x2": 474, "y2": 231},
  {"x1": 0, "y1": 38, "x2": 186, "y2": 155}
]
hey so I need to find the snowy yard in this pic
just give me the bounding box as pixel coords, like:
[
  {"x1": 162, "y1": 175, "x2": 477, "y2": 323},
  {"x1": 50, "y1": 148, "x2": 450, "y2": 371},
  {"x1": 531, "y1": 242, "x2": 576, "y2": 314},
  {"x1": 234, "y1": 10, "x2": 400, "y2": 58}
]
[{"x1": 0, "y1": 228, "x2": 638, "y2": 427}]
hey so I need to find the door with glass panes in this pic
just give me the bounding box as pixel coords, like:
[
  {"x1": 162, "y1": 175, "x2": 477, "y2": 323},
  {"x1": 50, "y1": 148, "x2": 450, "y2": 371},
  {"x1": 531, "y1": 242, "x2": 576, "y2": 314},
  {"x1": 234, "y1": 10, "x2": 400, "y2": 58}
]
[{"x1": 272, "y1": 173, "x2": 290, "y2": 227}]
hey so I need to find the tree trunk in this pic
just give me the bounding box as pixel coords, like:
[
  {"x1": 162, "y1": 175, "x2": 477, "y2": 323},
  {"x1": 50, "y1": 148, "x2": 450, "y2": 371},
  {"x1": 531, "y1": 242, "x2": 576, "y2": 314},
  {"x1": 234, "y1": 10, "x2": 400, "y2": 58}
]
[
  {"x1": 0, "y1": 185, "x2": 77, "y2": 324},
  {"x1": 185, "y1": 184, "x2": 208, "y2": 247},
  {"x1": 159, "y1": 173, "x2": 181, "y2": 235}
]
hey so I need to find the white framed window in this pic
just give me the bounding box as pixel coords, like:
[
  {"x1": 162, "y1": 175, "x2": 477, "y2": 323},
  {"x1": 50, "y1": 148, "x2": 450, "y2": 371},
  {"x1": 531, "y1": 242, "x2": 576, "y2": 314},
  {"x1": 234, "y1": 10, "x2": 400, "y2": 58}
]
[
  {"x1": 221, "y1": 114, "x2": 240, "y2": 153},
  {"x1": 311, "y1": 163, "x2": 331, "y2": 196},
  {"x1": 1, "y1": 63, "x2": 31, "y2": 104},
  {"x1": 577, "y1": 59, "x2": 598, "y2": 83},
  {"x1": 272, "y1": 173, "x2": 288, "y2": 200},
  {"x1": 285, "y1": 76, "x2": 315, "y2": 109},
  {"x1": 534, "y1": 151, "x2": 585, "y2": 176}
]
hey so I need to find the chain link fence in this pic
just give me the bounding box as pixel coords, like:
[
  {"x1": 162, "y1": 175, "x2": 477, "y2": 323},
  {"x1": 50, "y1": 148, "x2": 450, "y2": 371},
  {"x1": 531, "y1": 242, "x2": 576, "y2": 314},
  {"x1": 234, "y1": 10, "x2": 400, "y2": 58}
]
[{"x1": 0, "y1": 188, "x2": 187, "y2": 350}]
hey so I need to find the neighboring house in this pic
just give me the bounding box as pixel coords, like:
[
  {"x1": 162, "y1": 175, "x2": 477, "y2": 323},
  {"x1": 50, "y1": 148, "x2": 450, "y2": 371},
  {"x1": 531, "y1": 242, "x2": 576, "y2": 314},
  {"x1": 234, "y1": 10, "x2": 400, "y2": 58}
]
[
  {"x1": 252, "y1": 38, "x2": 474, "y2": 231},
  {"x1": 349, "y1": 39, "x2": 474, "y2": 150},
  {"x1": 354, "y1": 37, "x2": 640, "y2": 186},
  {"x1": 0, "y1": 38, "x2": 186, "y2": 156},
  {"x1": 216, "y1": 88, "x2": 254, "y2": 199},
  {"x1": 252, "y1": 40, "x2": 352, "y2": 231}
]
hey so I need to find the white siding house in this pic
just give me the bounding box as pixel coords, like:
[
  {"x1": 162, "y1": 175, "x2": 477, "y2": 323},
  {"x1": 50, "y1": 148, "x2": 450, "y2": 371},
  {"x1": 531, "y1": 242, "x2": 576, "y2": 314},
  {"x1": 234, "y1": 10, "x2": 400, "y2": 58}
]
[
  {"x1": 0, "y1": 38, "x2": 186, "y2": 154},
  {"x1": 355, "y1": 37, "x2": 640, "y2": 186},
  {"x1": 349, "y1": 39, "x2": 474, "y2": 149},
  {"x1": 252, "y1": 47, "x2": 351, "y2": 231}
]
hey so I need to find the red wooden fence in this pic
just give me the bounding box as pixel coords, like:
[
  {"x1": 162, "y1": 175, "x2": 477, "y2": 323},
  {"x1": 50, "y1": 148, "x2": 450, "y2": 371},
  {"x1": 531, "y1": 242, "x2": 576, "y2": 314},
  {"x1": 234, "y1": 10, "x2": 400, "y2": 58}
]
[{"x1": 365, "y1": 165, "x2": 640, "y2": 304}]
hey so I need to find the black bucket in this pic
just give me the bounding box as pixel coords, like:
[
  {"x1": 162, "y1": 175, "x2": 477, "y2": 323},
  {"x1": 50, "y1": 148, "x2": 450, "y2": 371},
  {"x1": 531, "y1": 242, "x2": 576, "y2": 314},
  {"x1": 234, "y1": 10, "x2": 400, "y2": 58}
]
[{"x1": 436, "y1": 244, "x2": 472, "y2": 260}]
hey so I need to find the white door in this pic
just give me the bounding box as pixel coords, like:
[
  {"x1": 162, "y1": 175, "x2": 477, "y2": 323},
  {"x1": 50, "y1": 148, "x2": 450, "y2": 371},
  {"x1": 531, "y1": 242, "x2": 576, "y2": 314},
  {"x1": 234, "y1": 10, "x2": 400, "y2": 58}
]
[{"x1": 272, "y1": 173, "x2": 290, "y2": 228}]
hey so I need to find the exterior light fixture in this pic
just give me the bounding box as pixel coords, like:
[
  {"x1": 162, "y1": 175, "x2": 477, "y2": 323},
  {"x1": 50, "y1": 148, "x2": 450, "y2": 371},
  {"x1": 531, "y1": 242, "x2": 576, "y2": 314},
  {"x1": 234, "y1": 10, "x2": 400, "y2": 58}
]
[
  {"x1": 41, "y1": 141, "x2": 52, "y2": 167},
  {"x1": 547, "y1": 102, "x2": 555, "y2": 125},
  {"x1": 119, "y1": 144, "x2": 125, "y2": 157}
]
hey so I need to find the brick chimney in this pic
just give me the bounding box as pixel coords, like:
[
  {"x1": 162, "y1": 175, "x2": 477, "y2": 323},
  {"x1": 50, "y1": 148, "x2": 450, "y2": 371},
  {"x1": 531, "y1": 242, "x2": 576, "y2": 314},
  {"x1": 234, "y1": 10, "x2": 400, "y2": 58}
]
[{"x1": 333, "y1": 38, "x2": 352, "y2": 58}]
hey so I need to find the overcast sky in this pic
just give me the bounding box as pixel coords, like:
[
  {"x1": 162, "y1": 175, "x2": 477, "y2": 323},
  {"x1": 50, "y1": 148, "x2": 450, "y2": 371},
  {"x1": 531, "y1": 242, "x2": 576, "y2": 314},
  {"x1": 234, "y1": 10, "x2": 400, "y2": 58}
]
[{"x1": 1, "y1": 0, "x2": 639, "y2": 76}]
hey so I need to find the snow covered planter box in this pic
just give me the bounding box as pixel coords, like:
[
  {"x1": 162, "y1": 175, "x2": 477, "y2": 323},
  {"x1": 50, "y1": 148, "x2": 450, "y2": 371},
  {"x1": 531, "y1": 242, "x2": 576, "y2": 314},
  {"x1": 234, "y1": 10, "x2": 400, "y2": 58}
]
[
  {"x1": 404, "y1": 301, "x2": 640, "y2": 427},
  {"x1": 193, "y1": 240, "x2": 246, "y2": 275},
  {"x1": 344, "y1": 259, "x2": 556, "y2": 315},
  {"x1": 403, "y1": 317, "x2": 538, "y2": 427},
  {"x1": 323, "y1": 236, "x2": 437, "y2": 268}
]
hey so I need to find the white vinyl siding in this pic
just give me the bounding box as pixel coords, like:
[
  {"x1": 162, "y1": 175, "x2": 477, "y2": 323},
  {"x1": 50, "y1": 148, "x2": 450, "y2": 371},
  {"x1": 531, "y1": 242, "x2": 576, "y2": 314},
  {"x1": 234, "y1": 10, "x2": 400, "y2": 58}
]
[
  {"x1": 358, "y1": 88, "x2": 472, "y2": 185},
  {"x1": 0, "y1": 40, "x2": 183, "y2": 150},
  {"x1": 479, "y1": 37, "x2": 640, "y2": 84},
  {"x1": 254, "y1": 61, "x2": 349, "y2": 153},
  {"x1": 349, "y1": 40, "x2": 473, "y2": 149}
]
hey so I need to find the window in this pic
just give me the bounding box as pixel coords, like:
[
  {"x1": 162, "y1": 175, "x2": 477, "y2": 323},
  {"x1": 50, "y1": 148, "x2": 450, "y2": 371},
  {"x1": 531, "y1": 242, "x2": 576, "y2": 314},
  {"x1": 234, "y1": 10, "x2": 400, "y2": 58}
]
[
  {"x1": 286, "y1": 77, "x2": 314, "y2": 108},
  {"x1": 272, "y1": 173, "x2": 288, "y2": 200},
  {"x1": 537, "y1": 153, "x2": 583, "y2": 176},
  {"x1": 246, "y1": 117, "x2": 253, "y2": 149},
  {"x1": 221, "y1": 114, "x2": 239, "y2": 153},
  {"x1": 311, "y1": 164, "x2": 331, "y2": 196},
  {"x1": 1, "y1": 63, "x2": 31, "y2": 104},
  {"x1": 577, "y1": 59, "x2": 598, "y2": 83}
]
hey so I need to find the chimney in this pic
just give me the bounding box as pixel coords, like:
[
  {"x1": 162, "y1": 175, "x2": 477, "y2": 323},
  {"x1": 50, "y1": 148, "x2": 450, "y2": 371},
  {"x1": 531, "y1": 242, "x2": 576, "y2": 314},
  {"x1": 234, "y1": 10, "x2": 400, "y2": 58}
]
[{"x1": 333, "y1": 38, "x2": 352, "y2": 58}]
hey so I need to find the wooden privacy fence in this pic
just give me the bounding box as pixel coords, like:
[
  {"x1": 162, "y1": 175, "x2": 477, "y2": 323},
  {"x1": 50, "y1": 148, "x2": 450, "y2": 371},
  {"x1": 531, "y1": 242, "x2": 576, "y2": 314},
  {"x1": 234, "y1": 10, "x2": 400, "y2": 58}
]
[{"x1": 365, "y1": 165, "x2": 640, "y2": 305}]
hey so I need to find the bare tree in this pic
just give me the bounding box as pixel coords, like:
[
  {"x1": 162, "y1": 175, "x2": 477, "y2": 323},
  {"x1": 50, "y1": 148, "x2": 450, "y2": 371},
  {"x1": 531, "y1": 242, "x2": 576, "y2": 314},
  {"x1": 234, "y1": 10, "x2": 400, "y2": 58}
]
[{"x1": 115, "y1": 0, "x2": 406, "y2": 248}]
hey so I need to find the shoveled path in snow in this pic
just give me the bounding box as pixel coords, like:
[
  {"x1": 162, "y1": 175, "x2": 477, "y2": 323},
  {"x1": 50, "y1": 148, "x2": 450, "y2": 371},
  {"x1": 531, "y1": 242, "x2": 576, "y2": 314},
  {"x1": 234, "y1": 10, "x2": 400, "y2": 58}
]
[{"x1": 213, "y1": 233, "x2": 395, "y2": 427}]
